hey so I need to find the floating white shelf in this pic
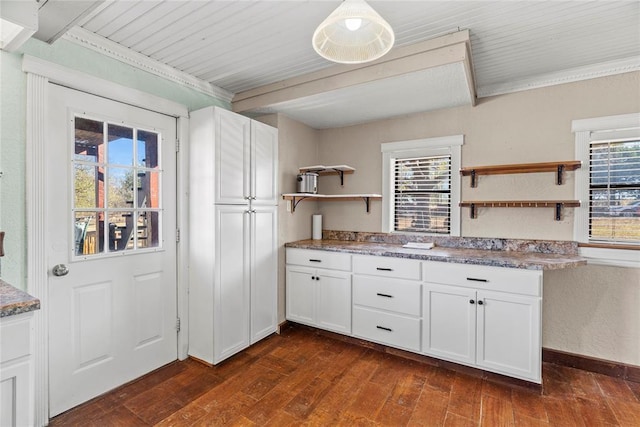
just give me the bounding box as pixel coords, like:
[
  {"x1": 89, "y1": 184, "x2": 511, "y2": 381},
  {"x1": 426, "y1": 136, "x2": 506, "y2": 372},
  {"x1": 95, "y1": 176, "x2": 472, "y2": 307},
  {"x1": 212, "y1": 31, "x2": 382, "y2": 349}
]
[{"x1": 282, "y1": 193, "x2": 382, "y2": 213}]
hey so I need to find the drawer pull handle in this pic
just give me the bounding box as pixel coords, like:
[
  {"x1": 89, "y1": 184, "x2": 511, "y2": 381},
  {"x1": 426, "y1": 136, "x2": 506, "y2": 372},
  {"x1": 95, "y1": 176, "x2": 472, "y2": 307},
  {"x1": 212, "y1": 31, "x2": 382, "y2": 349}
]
[
  {"x1": 469, "y1": 299, "x2": 475, "y2": 304},
  {"x1": 478, "y1": 300, "x2": 484, "y2": 305},
  {"x1": 376, "y1": 267, "x2": 393, "y2": 271},
  {"x1": 376, "y1": 326, "x2": 393, "y2": 332},
  {"x1": 309, "y1": 259, "x2": 322, "y2": 263},
  {"x1": 466, "y1": 277, "x2": 488, "y2": 283},
  {"x1": 376, "y1": 293, "x2": 394, "y2": 298}
]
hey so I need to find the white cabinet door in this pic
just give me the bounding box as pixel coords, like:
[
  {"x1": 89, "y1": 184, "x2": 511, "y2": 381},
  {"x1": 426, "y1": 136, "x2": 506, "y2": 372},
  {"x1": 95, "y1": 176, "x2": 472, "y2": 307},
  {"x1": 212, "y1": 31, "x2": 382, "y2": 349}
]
[
  {"x1": 316, "y1": 269, "x2": 352, "y2": 334},
  {"x1": 251, "y1": 120, "x2": 278, "y2": 205},
  {"x1": 215, "y1": 108, "x2": 251, "y2": 204},
  {"x1": 476, "y1": 291, "x2": 541, "y2": 382},
  {"x1": 214, "y1": 205, "x2": 251, "y2": 363},
  {"x1": 286, "y1": 266, "x2": 316, "y2": 326},
  {"x1": 250, "y1": 206, "x2": 278, "y2": 343},
  {"x1": 423, "y1": 283, "x2": 476, "y2": 365}
]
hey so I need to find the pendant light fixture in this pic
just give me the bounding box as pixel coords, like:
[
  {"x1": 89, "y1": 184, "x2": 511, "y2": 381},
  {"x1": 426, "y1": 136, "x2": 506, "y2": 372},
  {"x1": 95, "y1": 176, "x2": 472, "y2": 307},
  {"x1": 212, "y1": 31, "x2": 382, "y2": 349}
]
[{"x1": 312, "y1": 0, "x2": 395, "y2": 64}]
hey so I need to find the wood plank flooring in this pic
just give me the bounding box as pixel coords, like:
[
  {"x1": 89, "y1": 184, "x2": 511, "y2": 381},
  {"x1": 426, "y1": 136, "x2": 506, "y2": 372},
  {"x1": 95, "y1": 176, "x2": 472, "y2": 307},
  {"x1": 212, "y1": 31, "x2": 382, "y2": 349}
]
[{"x1": 50, "y1": 326, "x2": 640, "y2": 426}]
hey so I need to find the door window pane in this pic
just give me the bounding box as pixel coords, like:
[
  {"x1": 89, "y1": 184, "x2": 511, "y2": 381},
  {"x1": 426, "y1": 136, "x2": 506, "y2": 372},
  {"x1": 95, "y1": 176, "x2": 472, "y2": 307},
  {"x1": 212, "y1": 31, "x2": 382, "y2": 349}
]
[
  {"x1": 75, "y1": 212, "x2": 103, "y2": 255},
  {"x1": 137, "y1": 211, "x2": 160, "y2": 249},
  {"x1": 137, "y1": 130, "x2": 159, "y2": 168},
  {"x1": 108, "y1": 167, "x2": 134, "y2": 208},
  {"x1": 74, "y1": 164, "x2": 104, "y2": 209},
  {"x1": 73, "y1": 115, "x2": 162, "y2": 258},
  {"x1": 75, "y1": 118, "x2": 104, "y2": 162},
  {"x1": 108, "y1": 124, "x2": 133, "y2": 165},
  {"x1": 137, "y1": 171, "x2": 160, "y2": 208}
]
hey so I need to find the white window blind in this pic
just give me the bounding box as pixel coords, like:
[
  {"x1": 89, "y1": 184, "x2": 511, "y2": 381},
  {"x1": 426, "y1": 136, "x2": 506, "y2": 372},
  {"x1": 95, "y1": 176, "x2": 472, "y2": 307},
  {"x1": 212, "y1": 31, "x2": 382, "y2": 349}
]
[
  {"x1": 394, "y1": 155, "x2": 451, "y2": 234},
  {"x1": 589, "y1": 139, "x2": 640, "y2": 243}
]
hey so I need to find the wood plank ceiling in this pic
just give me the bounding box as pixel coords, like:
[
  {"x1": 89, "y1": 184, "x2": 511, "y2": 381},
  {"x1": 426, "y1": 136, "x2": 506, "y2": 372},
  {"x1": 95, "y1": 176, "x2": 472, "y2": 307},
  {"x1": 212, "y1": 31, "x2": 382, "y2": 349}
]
[{"x1": 41, "y1": 1, "x2": 640, "y2": 127}]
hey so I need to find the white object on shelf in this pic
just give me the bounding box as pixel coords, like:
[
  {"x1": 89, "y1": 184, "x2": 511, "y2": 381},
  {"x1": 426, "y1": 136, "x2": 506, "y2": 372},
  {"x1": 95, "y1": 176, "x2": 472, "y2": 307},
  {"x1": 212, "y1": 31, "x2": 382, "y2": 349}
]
[
  {"x1": 403, "y1": 242, "x2": 434, "y2": 249},
  {"x1": 312, "y1": 214, "x2": 322, "y2": 240}
]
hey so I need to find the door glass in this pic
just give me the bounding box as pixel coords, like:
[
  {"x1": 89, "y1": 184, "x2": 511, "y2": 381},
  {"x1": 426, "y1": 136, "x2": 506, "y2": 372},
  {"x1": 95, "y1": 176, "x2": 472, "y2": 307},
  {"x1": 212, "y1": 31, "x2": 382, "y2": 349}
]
[{"x1": 73, "y1": 116, "x2": 163, "y2": 257}]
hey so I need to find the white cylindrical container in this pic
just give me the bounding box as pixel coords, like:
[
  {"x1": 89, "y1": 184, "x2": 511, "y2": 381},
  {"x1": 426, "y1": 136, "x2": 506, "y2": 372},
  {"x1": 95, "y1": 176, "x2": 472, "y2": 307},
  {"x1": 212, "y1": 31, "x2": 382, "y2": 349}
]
[{"x1": 312, "y1": 214, "x2": 322, "y2": 240}]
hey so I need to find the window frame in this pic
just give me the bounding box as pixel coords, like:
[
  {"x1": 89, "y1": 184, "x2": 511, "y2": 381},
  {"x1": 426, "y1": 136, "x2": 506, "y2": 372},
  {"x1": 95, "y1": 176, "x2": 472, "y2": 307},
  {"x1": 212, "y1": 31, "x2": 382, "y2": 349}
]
[
  {"x1": 572, "y1": 113, "x2": 640, "y2": 268},
  {"x1": 381, "y1": 136, "x2": 463, "y2": 236}
]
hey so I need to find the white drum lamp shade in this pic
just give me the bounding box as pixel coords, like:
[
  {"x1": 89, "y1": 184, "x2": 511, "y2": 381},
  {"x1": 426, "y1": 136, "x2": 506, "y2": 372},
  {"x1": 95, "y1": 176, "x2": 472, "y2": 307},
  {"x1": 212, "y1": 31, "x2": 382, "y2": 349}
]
[{"x1": 312, "y1": 0, "x2": 395, "y2": 64}]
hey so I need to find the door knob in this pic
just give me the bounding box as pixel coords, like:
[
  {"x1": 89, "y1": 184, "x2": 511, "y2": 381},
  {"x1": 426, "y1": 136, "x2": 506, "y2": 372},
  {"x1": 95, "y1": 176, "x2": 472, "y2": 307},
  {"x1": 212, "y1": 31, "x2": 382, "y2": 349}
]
[{"x1": 52, "y1": 264, "x2": 69, "y2": 277}]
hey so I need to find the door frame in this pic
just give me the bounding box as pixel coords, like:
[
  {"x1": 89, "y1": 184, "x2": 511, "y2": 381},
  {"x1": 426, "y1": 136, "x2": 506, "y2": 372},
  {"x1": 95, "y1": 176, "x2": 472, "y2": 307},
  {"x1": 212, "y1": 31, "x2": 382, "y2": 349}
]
[{"x1": 23, "y1": 55, "x2": 191, "y2": 425}]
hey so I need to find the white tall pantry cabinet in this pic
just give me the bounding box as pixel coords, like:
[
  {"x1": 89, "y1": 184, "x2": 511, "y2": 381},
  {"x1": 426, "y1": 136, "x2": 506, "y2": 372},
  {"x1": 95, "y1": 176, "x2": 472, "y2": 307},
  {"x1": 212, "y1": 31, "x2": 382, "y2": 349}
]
[{"x1": 189, "y1": 106, "x2": 278, "y2": 365}]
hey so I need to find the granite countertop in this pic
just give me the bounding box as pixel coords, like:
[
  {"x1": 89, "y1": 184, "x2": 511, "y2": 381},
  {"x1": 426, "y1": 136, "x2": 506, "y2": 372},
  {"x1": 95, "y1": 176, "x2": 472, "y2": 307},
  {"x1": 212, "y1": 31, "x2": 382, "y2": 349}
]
[
  {"x1": 0, "y1": 279, "x2": 40, "y2": 318},
  {"x1": 285, "y1": 239, "x2": 587, "y2": 270}
]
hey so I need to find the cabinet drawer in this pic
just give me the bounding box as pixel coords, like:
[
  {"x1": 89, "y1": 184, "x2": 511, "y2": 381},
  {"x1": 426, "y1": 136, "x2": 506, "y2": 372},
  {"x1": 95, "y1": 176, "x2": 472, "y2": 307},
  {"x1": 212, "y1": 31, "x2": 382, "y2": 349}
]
[
  {"x1": 286, "y1": 248, "x2": 351, "y2": 271},
  {"x1": 352, "y1": 307, "x2": 421, "y2": 352},
  {"x1": 423, "y1": 261, "x2": 542, "y2": 297},
  {"x1": 353, "y1": 276, "x2": 421, "y2": 316},
  {"x1": 353, "y1": 255, "x2": 421, "y2": 280}
]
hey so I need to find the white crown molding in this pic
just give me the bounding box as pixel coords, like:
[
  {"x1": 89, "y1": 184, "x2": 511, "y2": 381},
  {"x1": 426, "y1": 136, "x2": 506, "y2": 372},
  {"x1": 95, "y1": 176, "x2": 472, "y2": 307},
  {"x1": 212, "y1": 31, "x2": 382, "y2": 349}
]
[
  {"x1": 62, "y1": 27, "x2": 234, "y2": 103},
  {"x1": 478, "y1": 56, "x2": 640, "y2": 98}
]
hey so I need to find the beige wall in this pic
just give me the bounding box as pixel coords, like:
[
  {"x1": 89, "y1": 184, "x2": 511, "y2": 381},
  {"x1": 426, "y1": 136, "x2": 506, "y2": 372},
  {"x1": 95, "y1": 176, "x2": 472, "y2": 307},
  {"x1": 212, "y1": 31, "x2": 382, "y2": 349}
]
[
  {"x1": 261, "y1": 114, "x2": 321, "y2": 323},
  {"x1": 286, "y1": 72, "x2": 639, "y2": 365}
]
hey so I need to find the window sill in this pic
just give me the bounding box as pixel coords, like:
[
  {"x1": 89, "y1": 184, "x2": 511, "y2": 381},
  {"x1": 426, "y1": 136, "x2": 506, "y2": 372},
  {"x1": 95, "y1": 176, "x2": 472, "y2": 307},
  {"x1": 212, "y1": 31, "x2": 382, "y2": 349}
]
[{"x1": 578, "y1": 245, "x2": 640, "y2": 268}]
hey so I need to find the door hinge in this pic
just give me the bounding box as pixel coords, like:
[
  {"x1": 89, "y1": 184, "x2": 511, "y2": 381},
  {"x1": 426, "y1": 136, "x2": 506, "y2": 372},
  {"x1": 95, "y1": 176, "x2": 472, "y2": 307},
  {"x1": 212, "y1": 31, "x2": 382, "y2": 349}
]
[
  {"x1": 176, "y1": 228, "x2": 181, "y2": 242},
  {"x1": 176, "y1": 139, "x2": 180, "y2": 152},
  {"x1": 176, "y1": 317, "x2": 181, "y2": 332}
]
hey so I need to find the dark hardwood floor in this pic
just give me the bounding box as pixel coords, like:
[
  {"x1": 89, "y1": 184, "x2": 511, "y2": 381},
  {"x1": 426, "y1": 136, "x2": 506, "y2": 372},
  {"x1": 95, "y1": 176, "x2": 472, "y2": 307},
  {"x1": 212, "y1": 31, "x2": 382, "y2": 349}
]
[{"x1": 50, "y1": 326, "x2": 640, "y2": 426}]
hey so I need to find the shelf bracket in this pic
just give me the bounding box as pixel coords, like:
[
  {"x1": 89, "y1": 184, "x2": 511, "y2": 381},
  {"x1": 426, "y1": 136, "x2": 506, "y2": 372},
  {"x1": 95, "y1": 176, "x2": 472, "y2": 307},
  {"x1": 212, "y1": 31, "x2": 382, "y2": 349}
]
[
  {"x1": 555, "y1": 203, "x2": 562, "y2": 221},
  {"x1": 470, "y1": 170, "x2": 477, "y2": 188},
  {"x1": 470, "y1": 203, "x2": 477, "y2": 219},
  {"x1": 290, "y1": 196, "x2": 310, "y2": 213},
  {"x1": 556, "y1": 165, "x2": 564, "y2": 185},
  {"x1": 362, "y1": 197, "x2": 371, "y2": 212},
  {"x1": 331, "y1": 168, "x2": 346, "y2": 186}
]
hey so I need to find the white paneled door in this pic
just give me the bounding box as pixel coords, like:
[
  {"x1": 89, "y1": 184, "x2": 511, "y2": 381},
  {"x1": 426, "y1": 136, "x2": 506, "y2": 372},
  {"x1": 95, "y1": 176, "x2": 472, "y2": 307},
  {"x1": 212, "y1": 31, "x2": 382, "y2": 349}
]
[{"x1": 47, "y1": 84, "x2": 178, "y2": 416}]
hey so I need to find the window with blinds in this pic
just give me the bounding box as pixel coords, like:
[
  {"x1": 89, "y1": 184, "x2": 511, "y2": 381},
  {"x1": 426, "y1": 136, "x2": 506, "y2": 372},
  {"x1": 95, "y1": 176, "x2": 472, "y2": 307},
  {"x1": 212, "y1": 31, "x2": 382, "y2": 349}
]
[
  {"x1": 394, "y1": 155, "x2": 451, "y2": 234},
  {"x1": 589, "y1": 139, "x2": 640, "y2": 243}
]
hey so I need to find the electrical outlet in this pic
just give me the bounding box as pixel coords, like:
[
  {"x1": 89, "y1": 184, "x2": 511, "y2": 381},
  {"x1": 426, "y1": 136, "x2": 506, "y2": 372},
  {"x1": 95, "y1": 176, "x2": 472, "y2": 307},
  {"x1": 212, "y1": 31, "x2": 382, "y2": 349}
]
[{"x1": 286, "y1": 200, "x2": 292, "y2": 213}]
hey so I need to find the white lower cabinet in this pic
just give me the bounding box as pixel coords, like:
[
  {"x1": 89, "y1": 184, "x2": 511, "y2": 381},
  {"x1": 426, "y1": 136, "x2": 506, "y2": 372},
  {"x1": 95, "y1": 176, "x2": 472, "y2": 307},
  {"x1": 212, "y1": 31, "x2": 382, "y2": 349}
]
[
  {"x1": 1, "y1": 312, "x2": 34, "y2": 427},
  {"x1": 286, "y1": 249, "x2": 352, "y2": 335},
  {"x1": 423, "y1": 261, "x2": 542, "y2": 383},
  {"x1": 285, "y1": 249, "x2": 544, "y2": 383}
]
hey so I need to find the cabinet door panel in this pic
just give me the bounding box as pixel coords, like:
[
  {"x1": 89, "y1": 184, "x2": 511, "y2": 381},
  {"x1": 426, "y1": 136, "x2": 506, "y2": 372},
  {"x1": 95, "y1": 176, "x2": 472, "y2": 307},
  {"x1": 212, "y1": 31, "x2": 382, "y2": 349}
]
[
  {"x1": 215, "y1": 108, "x2": 251, "y2": 204},
  {"x1": 251, "y1": 120, "x2": 278, "y2": 205},
  {"x1": 476, "y1": 291, "x2": 541, "y2": 382},
  {"x1": 423, "y1": 283, "x2": 476, "y2": 365},
  {"x1": 250, "y1": 206, "x2": 278, "y2": 343},
  {"x1": 286, "y1": 266, "x2": 316, "y2": 325},
  {"x1": 317, "y1": 270, "x2": 352, "y2": 334},
  {"x1": 214, "y1": 205, "x2": 251, "y2": 363}
]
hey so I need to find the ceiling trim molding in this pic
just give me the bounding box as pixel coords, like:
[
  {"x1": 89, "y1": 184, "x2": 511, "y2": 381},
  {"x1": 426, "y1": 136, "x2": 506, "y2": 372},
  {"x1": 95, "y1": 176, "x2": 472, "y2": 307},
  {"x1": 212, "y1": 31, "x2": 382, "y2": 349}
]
[
  {"x1": 478, "y1": 56, "x2": 640, "y2": 98},
  {"x1": 62, "y1": 27, "x2": 234, "y2": 103}
]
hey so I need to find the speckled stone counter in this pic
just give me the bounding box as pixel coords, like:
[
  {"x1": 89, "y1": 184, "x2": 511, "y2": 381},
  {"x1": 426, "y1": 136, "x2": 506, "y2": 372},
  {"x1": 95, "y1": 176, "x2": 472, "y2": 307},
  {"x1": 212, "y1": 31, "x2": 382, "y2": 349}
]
[
  {"x1": 0, "y1": 279, "x2": 40, "y2": 317},
  {"x1": 285, "y1": 231, "x2": 586, "y2": 270}
]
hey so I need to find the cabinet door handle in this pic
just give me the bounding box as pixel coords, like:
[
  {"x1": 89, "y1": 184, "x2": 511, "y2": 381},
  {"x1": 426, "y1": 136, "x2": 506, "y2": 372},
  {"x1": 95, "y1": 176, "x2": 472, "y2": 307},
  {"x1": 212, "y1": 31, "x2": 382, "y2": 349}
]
[
  {"x1": 478, "y1": 300, "x2": 484, "y2": 305},
  {"x1": 469, "y1": 299, "x2": 475, "y2": 304},
  {"x1": 376, "y1": 267, "x2": 393, "y2": 271},
  {"x1": 309, "y1": 259, "x2": 322, "y2": 263},
  {"x1": 376, "y1": 326, "x2": 392, "y2": 332},
  {"x1": 466, "y1": 277, "x2": 488, "y2": 283},
  {"x1": 376, "y1": 293, "x2": 393, "y2": 298}
]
